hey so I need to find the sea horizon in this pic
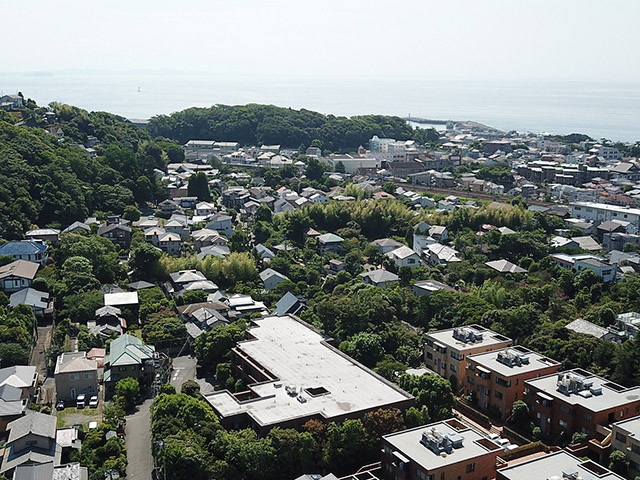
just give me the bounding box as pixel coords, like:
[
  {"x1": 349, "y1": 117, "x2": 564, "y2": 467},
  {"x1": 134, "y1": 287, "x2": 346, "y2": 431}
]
[{"x1": 2, "y1": 70, "x2": 639, "y2": 143}]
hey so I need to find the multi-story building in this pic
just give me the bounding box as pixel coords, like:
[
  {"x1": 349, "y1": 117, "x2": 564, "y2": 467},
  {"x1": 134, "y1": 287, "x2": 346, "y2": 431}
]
[
  {"x1": 381, "y1": 418, "x2": 502, "y2": 480},
  {"x1": 424, "y1": 325, "x2": 512, "y2": 384},
  {"x1": 496, "y1": 450, "x2": 623, "y2": 480},
  {"x1": 0, "y1": 260, "x2": 39, "y2": 293},
  {"x1": 571, "y1": 202, "x2": 640, "y2": 232},
  {"x1": 611, "y1": 416, "x2": 640, "y2": 478},
  {"x1": 0, "y1": 241, "x2": 48, "y2": 266},
  {"x1": 54, "y1": 352, "x2": 98, "y2": 403},
  {"x1": 465, "y1": 346, "x2": 561, "y2": 419},
  {"x1": 204, "y1": 315, "x2": 414, "y2": 433},
  {"x1": 524, "y1": 368, "x2": 640, "y2": 439}
]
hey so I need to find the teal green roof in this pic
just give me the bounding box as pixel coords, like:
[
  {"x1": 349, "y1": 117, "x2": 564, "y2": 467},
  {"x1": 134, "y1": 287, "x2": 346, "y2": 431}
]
[{"x1": 105, "y1": 334, "x2": 155, "y2": 367}]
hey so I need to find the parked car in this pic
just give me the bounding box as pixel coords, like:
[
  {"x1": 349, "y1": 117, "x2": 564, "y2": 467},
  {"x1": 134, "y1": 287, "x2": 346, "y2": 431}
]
[
  {"x1": 76, "y1": 394, "x2": 86, "y2": 409},
  {"x1": 88, "y1": 421, "x2": 98, "y2": 430},
  {"x1": 56, "y1": 400, "x2": 65, "y2": 410},
  {"x1": 89, "y1": 396, "x2": 99, "y2": 408}
]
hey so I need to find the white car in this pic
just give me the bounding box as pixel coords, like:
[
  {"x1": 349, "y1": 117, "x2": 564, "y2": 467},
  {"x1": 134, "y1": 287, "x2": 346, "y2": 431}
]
[
  {"x1": 89, "y1": 396, "x2": 99, "y2": 408},
  {"x1": 76, "y1": 394, "x2": 86, "y2": 409}
]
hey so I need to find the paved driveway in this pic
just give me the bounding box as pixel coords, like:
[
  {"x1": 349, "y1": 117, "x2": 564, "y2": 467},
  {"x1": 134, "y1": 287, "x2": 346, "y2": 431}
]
[
  {"x1": 125, "y1": 398, "x2": 154, "y2": 480},
  {"x1": 170, "y1": 355, "x2": 197, "y2": 390}
]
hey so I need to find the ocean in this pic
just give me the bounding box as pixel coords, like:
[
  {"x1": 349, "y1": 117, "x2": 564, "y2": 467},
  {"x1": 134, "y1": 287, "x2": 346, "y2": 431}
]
[{"x1": 2, "y1": 71, "x2": 639, "y2": 143}]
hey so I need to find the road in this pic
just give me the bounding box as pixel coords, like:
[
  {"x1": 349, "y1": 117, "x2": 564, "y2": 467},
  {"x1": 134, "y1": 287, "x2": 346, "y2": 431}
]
[
  {"x1": 31, "y1": 325, "x2": 53, "y2": 378},
  {"x1": 125, "y1": 398, "x2": 154, "y2": 480},
  {"x1": 170, "y1": 355, "x2": 197, "y2": 390},
  {"x1": 170, "y1": 355, "x2": 216, "y2": 395}
]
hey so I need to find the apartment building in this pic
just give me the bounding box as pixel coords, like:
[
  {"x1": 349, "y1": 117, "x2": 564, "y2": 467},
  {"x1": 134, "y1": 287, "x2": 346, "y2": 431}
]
[
  {"x1": 381, "y1": 418, "x2": 502, "y2": 480},
  {"x1": 496, "y1": 450, "x2": 623, "y2": 480},
  {"x1": 424, "y1": 325, "x2": 512, "y2": 384},
  {"x1": 571, "y1": 202, "x2": 640, "y2": 232},
  {"x1": 611, "y1": 416, "x2": 640, "y2": 478},
  {"x1": 524, "y1": 369, "x2": 640, "y2": 439},
  {"x1": 465, "y1": 346, "x2": 561, "y2": 419},
  {"x1": 204, "y1": 315, "x2": 414, "y2": 433}
]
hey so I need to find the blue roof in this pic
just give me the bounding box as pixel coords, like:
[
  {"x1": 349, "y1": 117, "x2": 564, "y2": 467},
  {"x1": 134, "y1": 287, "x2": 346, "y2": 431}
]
[{"x1": 0, "y1": 241, "x2": 47, "y2": 255}]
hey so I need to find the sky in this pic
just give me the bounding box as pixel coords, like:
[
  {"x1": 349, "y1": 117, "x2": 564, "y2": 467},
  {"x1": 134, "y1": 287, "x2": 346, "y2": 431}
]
[{"x1": 2, "y1": 0, "x2": 640, "y2": 82}]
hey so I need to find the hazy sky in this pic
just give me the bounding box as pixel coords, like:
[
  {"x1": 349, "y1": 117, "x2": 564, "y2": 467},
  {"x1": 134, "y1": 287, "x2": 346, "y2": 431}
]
[{"x1": 3, "y1": 0, "x2": 640, "y2": 81}]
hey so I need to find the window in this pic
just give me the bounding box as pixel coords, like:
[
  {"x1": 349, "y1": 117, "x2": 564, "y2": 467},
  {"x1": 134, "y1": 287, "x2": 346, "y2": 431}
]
[
  {"x1": 426, "y1": 352, "x2": 433, "y2": 360},
  {"x1": 69, "y1": 374, "x2": 79, "y2": 381},
  {"x1": 450, "y1": 364, "x2": 457, "y2": 372},
  {"x1": 26, "y1": 440, "x2": 38, "y2": 446},
  {"x1": 559, "y1": 419, "x2": 568, "y2": 429},
  {"x1": 496, "y1": 377, "x2": 511, "y2": 388},
  {"x1": 616, "y1": 432, "x2": 627, "y2": 443},
  {"x1": 582, "y1": 412, "x2": 592, "y2": 421},
  {"x1": 495, "y1": 390, "x2": 503, "y2": 399},
  {"x1": 415, "y1": 469, "x2": 431, "y2": 480},
  {"x1": 118, "y1": 367, "x2": 127, "y2": 372},
  {"x1": 450, "y1": 351, "x2": 462, "y2": 361},
  {"x1": 84, "y1": 373, "x2": 94, "y2": 379},
  {"x1": 559, "y1": 404, "x2": 573, "y2": 416},
  {"x1": 466, "y1": 463, "x2": 475, "y2": 473}
]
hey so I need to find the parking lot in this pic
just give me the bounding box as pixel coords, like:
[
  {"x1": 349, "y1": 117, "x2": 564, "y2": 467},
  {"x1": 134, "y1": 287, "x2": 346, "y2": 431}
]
[{"x1": 55, "y1": 399, "x2": 104, "y2": 429}]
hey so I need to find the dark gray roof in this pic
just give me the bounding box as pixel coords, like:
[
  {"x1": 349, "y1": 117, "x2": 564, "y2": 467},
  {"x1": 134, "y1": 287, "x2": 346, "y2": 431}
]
[
  {"x1": 13, "y1": 462, "x2": 54, "y2": 480},
  {"x1": 127, "y1": 280, "x2": 155, "y2": 290},
  {"x1": 8, "y1": 411, "x2": 57, "y2": 442},
  {"x1": 9, "y1": 288, "x2": 50, "y2": 309},
  {"x1": 274, "y1": 292, "x2": 305, "y2": 316}
]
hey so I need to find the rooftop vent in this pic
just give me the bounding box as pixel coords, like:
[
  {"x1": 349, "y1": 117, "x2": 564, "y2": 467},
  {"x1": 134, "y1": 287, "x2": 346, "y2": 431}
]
[
  {"x1": 420, "y1": 427, "x2": 463, "y2": 454},
  {"x1": 452, "y1": 327, "x2": 483, "y2": 344},
  {"x1": 557, "y1": 372, "x2": 590, "y2": 396},
  {"x1": 497, "y1": 349, "x2": 530, "y2": 368}
]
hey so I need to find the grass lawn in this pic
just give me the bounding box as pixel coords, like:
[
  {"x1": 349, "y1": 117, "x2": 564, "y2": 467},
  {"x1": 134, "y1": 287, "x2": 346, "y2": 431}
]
[{"x1": 55, "y1": 402, "x2": 104, "y2": 430}]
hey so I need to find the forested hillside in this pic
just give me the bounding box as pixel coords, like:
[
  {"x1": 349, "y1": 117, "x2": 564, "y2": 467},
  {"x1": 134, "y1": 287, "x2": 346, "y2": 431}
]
[
  {"x1": 147, "y1": 103, "x2": 439, "y2": 150},
  {"x1": 0, "y1": 103, "x2": 174, "y2": 238}
]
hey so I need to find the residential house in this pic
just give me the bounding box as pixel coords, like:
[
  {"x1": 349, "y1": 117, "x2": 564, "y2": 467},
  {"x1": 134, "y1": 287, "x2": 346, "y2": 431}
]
[
  {"x1": 226, "y1": 294, "x2": 268, "y2": 317},
  {"x1": 0, "y1": 366, "x2": 37, "y2": 432},
  {"x1": 412, "y1": 279, "x2": 455, "y2": 297},
  {"x1": 9, "y1": 288, "x2": 52, "y2": 318},
  {"x1": 103, "y1": 292, "x2": 139, "y2": 311},
  {"x1": 167, "y1": 269, "x2": 208, "y2": 295},
  {"x1": 89, "y1": 305, "x2": 125, "y2": 339},
  {"x1": 0, "y1": 94, "x2": 24, "y2": 110},
  {"x1": 412, "y1": 221, "x2": 435, "y2": 254},
  {"x1": 256, "y1": 244, "x2": 276, "y2": 260},
  {"x1": 273, "y1": 292, "x2": 306, "y2": 316},
  {"x1": 195, "y1": 201, "x2": 216, "y2": 217},
  {"x1": 425, "y1": 325, "x2": 512, "y2": 382},
  {"x1": 360, "y1": 269, "x2": 400, "y2": 287},
  {"x1": 485, "y1": 259, "x2": 528, "y2": 274},
  {"x1": 259, "y1": 268, "x2": 290, "y2": 291},
  {"x1": 318, "y1": 233, "x2": 344, "y2": 253},
  {"x1": 424, "y1": 243, "x2": 461, "y2": 267},
  {"x1": 61, "y1": 221, "x2": 90, "y2": 234},
  {"x1": 524, "y1": 369, "x2": 640, "y2": 439},
  {"x1": 164, "y1": 216, "x2": 189, "y2": 239},
  {"x1": 0, "y1": 412, "x2": 61, "y2": 476},
  {"x1": 326, "y1": 259, "x2": 345, "y2": 274},
  {"x1": 429, "y1": 225, "x2": 449, "y2": 243},
  {"x1": 97, "y1": 221, "x2": 131, "y2": 248},
  {"x1": 0, "y1": 260, "x2": 39, "y2": 293},
  {"x1": 54, "y1": 352, "x2": 98, "y2": 403},
  {"x1": 496, "y1": 450, "x2": 624, "y2": 480},
  {"x1": 273, "y1": 198, "x2": 295, "y2": 214},
  {"x1": 12, "y1": 462, "x2": 88, "y2": 480},
  {"x1": 198, "y1": 245, "x2": 231, "y2": 259},
  {"x1": 25, "y1": 229, "x2": 60, "y2": 245},
  {"x1": 177, "y1": 302, "x2": 229, "y2": 339},
  {"x1": 381, "y1": 418, "x2": 502, "y2": 480},
  {"x1": 386, "y1": 246, "x2": 421, "y2": 268},
  {"x1": 206, "y1": 214, "x2": 234, "y2": 237},
  {"x1": 371, "y1": 238, "x2": 404, "y2": 255},
  {"x1": 191, "y1": 228, "x2": 228, "y2": 251},
  {"x1": 465, "y1": 346, "x2": 561, "y2": 419},
  {"x1": 565, "y1": 318, "x2": 614, "y2": 341},
  {"x1": 158, "y1": 199, "x2": 179, "y2": 215},
  {"x1": 103, "y1": 334, "x2": 156, "y2": 398},
  {"x1": 0, "y1": 241, "x2": 48, "y2": 265}
]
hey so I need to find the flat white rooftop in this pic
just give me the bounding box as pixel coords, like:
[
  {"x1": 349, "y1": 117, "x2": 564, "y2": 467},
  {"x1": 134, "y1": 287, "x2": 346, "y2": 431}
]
[
  {"x1": 525, "y1": 369, "x2": 640, "y2": 413},
  {"x1": 467, "y1": 346, "x2": 560, "y2": 378},
  {"x1": 497, "y1": 450, "x2": 623, "y2": 480},
  {"x1": 426, "y1": 325, "x2": 511, "y2": 352},
  {"x1": 612, "y1": 415, "x2": 640, "y2": 439},
  {"x1": 104, "y1": 292, "x2": 139, "y2": 306},
  {"x1": 384, "y1": 419, "x2": 502, "y2": 472},
  {"x1": 204, "y1": 315, "x2": 413, "y2": 427}
]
